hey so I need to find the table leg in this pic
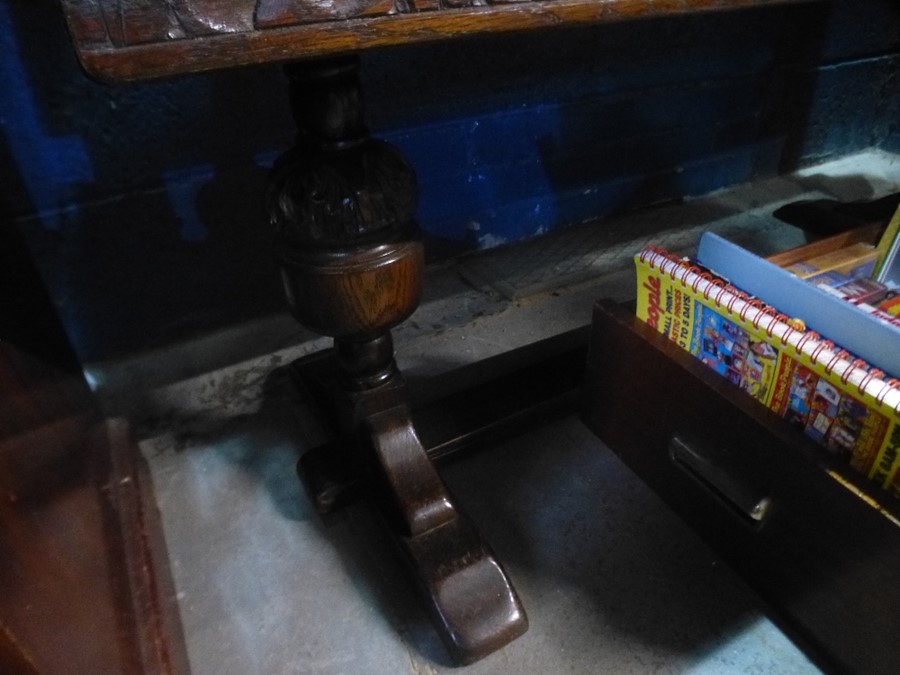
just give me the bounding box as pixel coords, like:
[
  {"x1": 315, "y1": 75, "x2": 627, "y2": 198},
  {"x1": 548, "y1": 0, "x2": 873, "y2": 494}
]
[{"x1": 267, "y1": 55, "x2": 527, "y2": 664}]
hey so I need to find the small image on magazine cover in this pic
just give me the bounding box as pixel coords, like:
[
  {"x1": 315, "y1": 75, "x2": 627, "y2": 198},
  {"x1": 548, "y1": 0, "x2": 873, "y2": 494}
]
[
  {"x1": 785, "y1": 366, "x2": 818, "y2": 427},
  {"x1": 694, "y1": 307, "x2": 774, "y2": 404},
  {"x1": 696, "y1": 310, "x2": 749, "y2": 375},
  {"x1": 749, "y1": 340, "x2": 777, "y2": 361},
  {"x1": 825, "y1": 396, "x2": 868, "y2": 455},
  {"x1": 741, "y1": 338, "x2": 777, "y2": 402},
  {"x1": 720, "y1": 322, "x2": 745, "y2": 341},
  {"x1": 805, "y1": 380, "x2": 841, "y2": 442}
]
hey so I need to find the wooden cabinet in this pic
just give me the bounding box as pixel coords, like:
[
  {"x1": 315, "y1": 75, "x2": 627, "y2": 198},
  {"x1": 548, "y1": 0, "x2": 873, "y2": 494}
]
[{"x1": 581, "y1": 300, "x2": 900, "y2": 675}]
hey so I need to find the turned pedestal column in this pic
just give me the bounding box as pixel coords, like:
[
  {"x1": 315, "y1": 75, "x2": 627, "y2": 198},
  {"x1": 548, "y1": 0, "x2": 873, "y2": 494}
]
[{"x1": 266, "y1": 56, "x2": 527, "y2": 664}]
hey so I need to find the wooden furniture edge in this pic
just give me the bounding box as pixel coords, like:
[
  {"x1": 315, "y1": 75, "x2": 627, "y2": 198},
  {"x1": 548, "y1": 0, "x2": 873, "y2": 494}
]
[{"x1": 63, "y1": 0, "x2": 822, "y2": 82}]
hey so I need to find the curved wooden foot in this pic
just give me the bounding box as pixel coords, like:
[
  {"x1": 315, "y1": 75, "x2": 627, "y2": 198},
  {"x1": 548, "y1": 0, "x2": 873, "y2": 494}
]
[
  {"x1": 401, "y1": 510, "x2": 528, "y2": 664},
  {"x1": 291, "y1": 353, "x2": 528, "y2": 662},
  {"x1": 365, "y1": 403, "x2": 527, "y2": 664}
]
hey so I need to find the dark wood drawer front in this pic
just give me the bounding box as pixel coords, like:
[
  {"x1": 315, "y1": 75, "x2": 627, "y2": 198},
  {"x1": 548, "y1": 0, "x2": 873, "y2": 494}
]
[{"x1": 581, "y1": 300, "x2": 900, "y2": 675}]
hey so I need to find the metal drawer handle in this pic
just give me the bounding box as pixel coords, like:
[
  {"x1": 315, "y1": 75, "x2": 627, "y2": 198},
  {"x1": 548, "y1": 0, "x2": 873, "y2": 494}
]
[{"x1": 669, "y1": 434, "x2": 772, "y2": 526}]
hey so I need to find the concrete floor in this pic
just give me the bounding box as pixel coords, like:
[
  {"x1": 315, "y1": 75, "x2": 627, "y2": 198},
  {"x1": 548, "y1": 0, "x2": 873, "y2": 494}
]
[{"x1": 90, "y1": 150, "x2": 900, "y2": 674}]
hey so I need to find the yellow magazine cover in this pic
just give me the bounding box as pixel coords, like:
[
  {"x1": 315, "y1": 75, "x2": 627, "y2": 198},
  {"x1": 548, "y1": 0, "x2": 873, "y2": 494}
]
[
  {"x1": 636, "y1": 246, "x2": 900, "y2": 498},
  {"x1": 636, "y1": 250, "x2": 784, "y2": 408}
]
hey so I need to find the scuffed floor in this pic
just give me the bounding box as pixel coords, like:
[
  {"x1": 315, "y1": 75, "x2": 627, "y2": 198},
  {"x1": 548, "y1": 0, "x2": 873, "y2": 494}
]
[{"x1": 92, "y1": 150, "x2": 900, "y2": 674}]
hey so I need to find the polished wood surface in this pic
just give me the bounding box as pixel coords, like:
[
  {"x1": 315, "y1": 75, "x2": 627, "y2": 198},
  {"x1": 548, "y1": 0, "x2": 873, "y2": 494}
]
[
  {"x1": 1, "y1": 225, "x2": 188, "y2": 674},
  {"x1": 582, "y1": 300, "x2": 900, "y2": 675},
  {"x1": 60, "y1": 0, "x2": 819, "y2": 81},
  {"x1": 270, "y1": 60, "x2": 424, "y2": 339},
  {"x1": 0, "y1": 357, "x2": 189, "y2": 675}
]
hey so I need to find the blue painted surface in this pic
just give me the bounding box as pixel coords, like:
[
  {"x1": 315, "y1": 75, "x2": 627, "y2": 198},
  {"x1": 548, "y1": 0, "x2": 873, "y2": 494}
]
[
  {"x1": 0, "y1": 3, "x2": 92, "y2": 230},
  {"x1": 2, "y1": 1, "x2": 899, "y2": 360}
]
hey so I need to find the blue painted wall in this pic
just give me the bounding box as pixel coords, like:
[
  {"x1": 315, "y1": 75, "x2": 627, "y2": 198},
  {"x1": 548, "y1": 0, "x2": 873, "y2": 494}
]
[{"x1": 2, "y1": 1, "x2": 899, "y2": 361}]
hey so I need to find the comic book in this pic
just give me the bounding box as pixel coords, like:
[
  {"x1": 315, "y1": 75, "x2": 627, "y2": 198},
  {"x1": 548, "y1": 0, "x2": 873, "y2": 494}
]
[{"x1": 635, "y1": 245, "x2": 900, "y2": 498}]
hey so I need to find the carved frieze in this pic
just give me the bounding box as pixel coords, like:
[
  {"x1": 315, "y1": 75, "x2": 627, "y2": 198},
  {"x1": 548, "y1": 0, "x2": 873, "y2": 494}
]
[
  {"x1": 62, "y1": 0, "x2": 817, "y2": 81},
  {"x1": 96, "y1": 0, "x2": 505, "y2": 47},
  {"x1": 255, "y1": 0, "x2": 402, "y2": 29},
  {"x1": 267, "y1": 59, "x2": 418, "y2": 249}
]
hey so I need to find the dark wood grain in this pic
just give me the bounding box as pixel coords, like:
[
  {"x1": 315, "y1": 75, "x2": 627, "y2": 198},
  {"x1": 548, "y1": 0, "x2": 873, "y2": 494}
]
[{"x1": 60, "y1": 0, "x2": 821, "y2": 81}]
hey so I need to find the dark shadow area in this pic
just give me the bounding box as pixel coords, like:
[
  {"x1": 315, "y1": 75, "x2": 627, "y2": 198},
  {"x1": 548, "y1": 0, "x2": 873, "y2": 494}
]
[
  {"x1": 0, "y1": 175, "x2": 93, "y2": 501},
  {"x1": 3, "y1": 3, "x2": 291, "y2": 362},
  {"x1": 527, "y1": 3, "x2": 833, "y2": 234},
  {"x1": 436, "y1": 416, "x2": 832, "y2": 671},
  {"x1": 0, "y1": 153, "x2": 80, "y2": 372}
]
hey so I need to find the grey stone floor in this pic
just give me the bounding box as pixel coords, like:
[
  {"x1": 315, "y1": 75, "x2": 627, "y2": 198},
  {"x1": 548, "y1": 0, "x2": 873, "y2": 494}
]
[
  {"x1": 146, "y1": 411, "x2": 818, "y2": 675},
  {"x1": 90, "y1": 150, "x2": 900, "y2": 674}
]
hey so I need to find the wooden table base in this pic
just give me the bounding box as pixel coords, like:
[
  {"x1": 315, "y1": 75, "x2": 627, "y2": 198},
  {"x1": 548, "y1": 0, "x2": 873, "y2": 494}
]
[{"x1": 292, "y1": 328, "x2": 588, "y2": 661}]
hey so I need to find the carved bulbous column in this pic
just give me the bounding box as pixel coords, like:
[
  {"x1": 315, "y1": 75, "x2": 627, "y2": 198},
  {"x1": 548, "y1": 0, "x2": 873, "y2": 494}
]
[
  {"x1": 267, "y1": 56, "x2": 527, "y2": 664},
  {"x1": 269, "y1": 57, "x2": 422, "y2": 390}
]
